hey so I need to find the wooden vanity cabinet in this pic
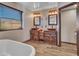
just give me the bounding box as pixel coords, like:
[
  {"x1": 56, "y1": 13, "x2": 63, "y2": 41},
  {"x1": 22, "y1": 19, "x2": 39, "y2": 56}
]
[
  {"x1": 30, "y1": 28, "x2": 57, "y2": 45},
  {"x1": 44, "y1": 29, "x2": 57, "y2": 45},
  {"x1": 30, "y1": 28, "x2": 39, "y2": 41}
]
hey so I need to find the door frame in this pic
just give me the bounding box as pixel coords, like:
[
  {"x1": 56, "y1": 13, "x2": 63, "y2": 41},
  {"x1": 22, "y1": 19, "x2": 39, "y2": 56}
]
[{"x1": 58, "y1": 2, "x2": 78, "y2": 55}]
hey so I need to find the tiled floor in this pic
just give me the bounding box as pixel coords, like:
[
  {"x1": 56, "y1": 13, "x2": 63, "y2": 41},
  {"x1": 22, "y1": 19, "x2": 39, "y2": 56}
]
[{"x1": 25, "y1": 40, "x2": 77, "y2": 56}]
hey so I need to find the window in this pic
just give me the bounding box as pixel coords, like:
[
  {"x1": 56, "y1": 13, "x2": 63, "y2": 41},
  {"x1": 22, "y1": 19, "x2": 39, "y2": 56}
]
[{"x1": 0, "y1": 3, "x2": 23, "y2": 31}]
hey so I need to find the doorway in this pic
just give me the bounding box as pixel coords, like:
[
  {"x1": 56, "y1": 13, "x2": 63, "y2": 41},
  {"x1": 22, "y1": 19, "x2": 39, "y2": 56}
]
[
  {"x1": 61, "y1": 5, "x2": 76, "y2": 44},
  {"x1": 59, "y1": 2, "x2": 78, "y2": 55}
]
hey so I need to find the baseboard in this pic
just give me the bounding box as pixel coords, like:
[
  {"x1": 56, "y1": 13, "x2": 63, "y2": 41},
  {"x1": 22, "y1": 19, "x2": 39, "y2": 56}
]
[
  {"x1": 62, "y1": 41, "x2": 76, "y2": 45},
  {"x1": 23, "y1": 40, "x2": 77, "y2": 45}
]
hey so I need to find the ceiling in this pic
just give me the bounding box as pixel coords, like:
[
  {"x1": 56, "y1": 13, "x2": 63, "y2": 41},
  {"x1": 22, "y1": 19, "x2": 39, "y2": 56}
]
[{"x1": 19, "y1": 2, "x2": 71, "y2": 11}]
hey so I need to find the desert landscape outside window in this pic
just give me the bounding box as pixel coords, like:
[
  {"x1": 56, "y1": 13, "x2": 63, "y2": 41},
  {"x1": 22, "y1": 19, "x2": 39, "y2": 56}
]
[{"x1": 0, "y1": 3, "x2": 22, "y2": 31}]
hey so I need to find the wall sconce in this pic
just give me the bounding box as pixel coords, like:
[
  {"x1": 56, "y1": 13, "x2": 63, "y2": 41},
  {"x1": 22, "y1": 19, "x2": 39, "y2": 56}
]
[
  {"x1": 33, "y1": 13, "x2": 41, "y2": 17},
  {"x1": 48, "y1": 8, "x2": 58, "y2": 15},
  {"x1": 74, "y1": 4, "x2": 77, "y2": 7}
]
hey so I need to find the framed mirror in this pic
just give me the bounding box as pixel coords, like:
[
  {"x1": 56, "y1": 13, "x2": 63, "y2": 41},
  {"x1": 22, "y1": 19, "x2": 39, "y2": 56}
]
[
  {"x1": 33, "y1": 16, "x2": 41, "y2": 26},
  {"x1": 48, "y1": 15, "x2": 57, "y2": 25}
]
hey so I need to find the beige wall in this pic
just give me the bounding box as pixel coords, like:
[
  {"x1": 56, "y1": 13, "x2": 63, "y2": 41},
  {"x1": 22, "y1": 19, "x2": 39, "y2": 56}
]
[
  {"x1": 61, "y1": 9, "x2": 76, "y2": 43},
  {"x1": 37, "y1": 9, "x2": 48, "y2": 30},
  {"x1": 0, "y1": 2, "x2": 33, "y2": 42}
]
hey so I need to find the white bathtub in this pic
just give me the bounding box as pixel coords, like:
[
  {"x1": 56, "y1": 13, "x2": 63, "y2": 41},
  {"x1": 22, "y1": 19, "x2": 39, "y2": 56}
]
[{"x1": 0, "y1": 39, "x2": 35, "y2": 56}]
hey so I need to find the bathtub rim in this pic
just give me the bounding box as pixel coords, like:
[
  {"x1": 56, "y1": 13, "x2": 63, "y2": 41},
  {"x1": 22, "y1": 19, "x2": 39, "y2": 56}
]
[{"x1": 0, "y1": 39, "x2": 35, "y2": 56}]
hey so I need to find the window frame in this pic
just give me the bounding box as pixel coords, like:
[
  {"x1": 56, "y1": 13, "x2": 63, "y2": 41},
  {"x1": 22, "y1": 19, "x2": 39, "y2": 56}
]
[{"x1": 0, "y1": 3, "x2": 23, "y2": 31}]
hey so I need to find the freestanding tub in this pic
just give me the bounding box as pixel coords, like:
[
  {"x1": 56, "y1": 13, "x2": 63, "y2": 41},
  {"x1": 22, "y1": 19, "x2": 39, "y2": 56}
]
[{"x1": 0, "y1": 39, "x2": 35, "y2": 56}]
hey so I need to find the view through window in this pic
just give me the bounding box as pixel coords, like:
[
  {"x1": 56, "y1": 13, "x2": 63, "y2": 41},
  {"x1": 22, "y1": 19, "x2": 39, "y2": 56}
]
[{"x1": 0, "y1": 3, "x2": 22, "y2": 31}]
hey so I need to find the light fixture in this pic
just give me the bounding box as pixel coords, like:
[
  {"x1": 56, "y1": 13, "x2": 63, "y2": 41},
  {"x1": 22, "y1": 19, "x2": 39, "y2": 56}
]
[
  {"x1": 74, "y1": 4, "x2": 77, "y2": 7},
  {"x1": 48, "y1": 8, "x2": 58, "y2": 15},
  {"x1": 54, "y1": 10, "x2": 58, "y2": 14},
  {"x1": 33, "y1": 12, "x2": 41, "y2": 17}
]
